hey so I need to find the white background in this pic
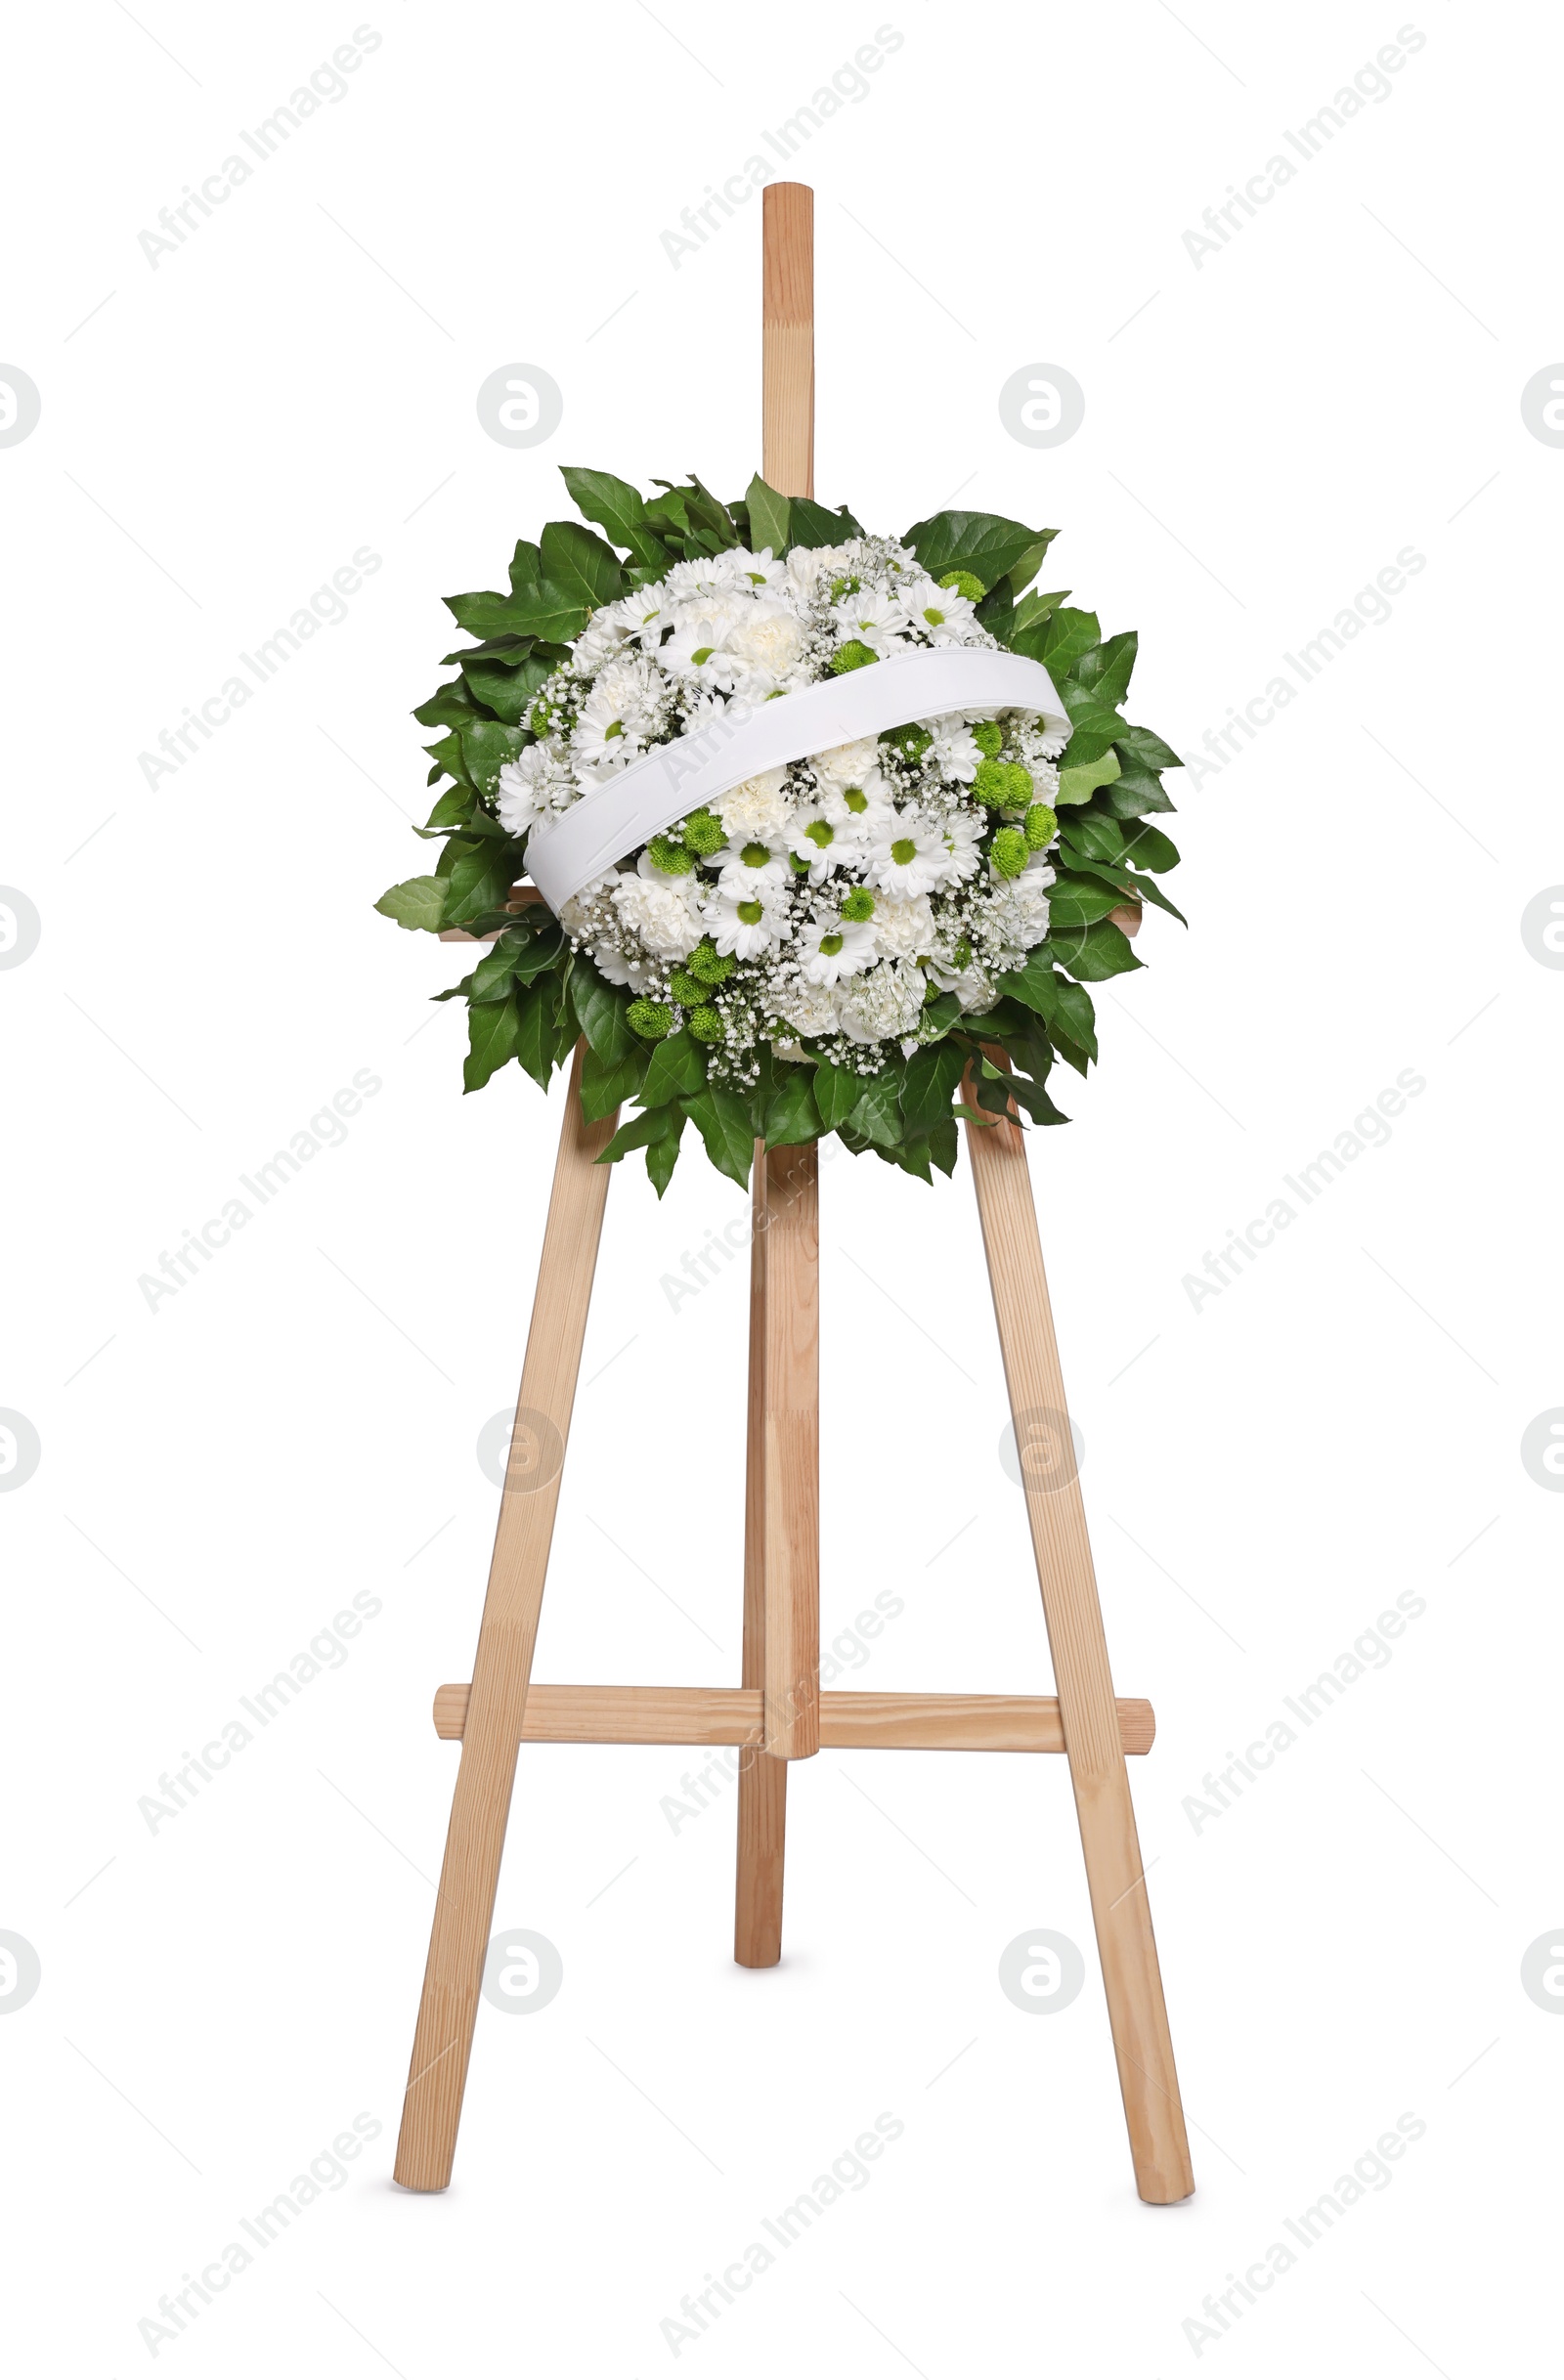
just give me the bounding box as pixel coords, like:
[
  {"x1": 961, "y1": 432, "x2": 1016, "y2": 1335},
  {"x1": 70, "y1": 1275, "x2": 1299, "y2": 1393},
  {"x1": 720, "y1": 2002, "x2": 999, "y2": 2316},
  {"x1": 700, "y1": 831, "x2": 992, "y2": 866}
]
[{"x1": 3, "y1": 1, "x2": 1558, "y2": 2371}]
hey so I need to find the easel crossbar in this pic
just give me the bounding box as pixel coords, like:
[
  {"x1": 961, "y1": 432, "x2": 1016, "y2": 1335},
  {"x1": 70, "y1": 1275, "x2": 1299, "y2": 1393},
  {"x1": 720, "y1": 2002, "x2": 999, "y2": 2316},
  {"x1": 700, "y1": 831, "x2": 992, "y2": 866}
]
[{"x1": 431, "y1": 1682, "x2": 1155, "y2": 1754}]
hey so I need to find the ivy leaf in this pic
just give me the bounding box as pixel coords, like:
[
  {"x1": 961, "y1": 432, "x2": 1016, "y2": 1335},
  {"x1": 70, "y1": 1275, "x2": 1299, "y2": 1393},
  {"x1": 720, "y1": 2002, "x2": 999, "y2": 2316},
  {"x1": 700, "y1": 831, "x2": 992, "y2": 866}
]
[
  {"x1": 813, "y1": 1059, "x2": 862, "y2": 1132},
  {"x1": 1044, "y1": 871, "x2": 1130, "y2": 929},
  {"x1": 413, "y1": 680, "x2": 483, "y2": 728},
  {"x1": 847, "y1": 1074, "x2": 901, "y2": 1147},
  {"x1": 1060, "y1": 812, "x2": 1125, "y2": 864},
  {"x1": 445, "y1": 585, "x2": 587, "y2": 645},
  {"x1": 1038, "y1": 606, "x2": 1101, "y2": 674},
  {"x1": 462, "y1": 651, "x2": 549, "y2": 726},
  {"x1": 1119, "y1": 820, "x2": 1180, "y2": 872},
  {"x1": 538, "y1": 519, "x2": 625, "y2": 614},
  {"x1": 641, "y1": 1028, "x2": 707, "y2": 1106},
  {"x1": 375, "y1": 876, "x2": 448, "y2": 931},
  {"x1": 745, "y1": 472, "x2": 791, "y2": 557},
  {"x1": 764, "y1": 1067, "x2": 821, "y2": 1149},
  {"x1": 903, "y1": 510, "x2": 1056, "y2": 591},
  {"x1": 1048, "y1": 921, "x2": 1144, "y2": 981},
  {"x1": 899, "y1": 1042, "x2": 967, "y2": 1137},
  {"x1": 788, "y1": 496, "x2": 865, "y2": 548},
  {"x1": 1056, "y1": 748, "x2": 1122, "y2": 806},
  {"x1": 580, "y1": 1042, "x2": 643, "y2": 1122},
  {"x1": 464, "y1": 994, "x2": 520, "y2": 1092},
  {"x1": 1074, "y1": 630, "x2": 1138, "y2": 708},
  {"x1": 1115, "y1": 721, "x2": 1184, "y2": 772},
  {"x1": 559, "y1": 467, "x2": 672, "y2": 574},
  {"x1": 681, "y1": 1087, "x2": 757, "y2": 1187},
  {"x1": 1100, "y1": 761, "x2": 1175, "y2": 817},
  {"x1": 570, "y1": 969, "x2": 634, "y2": 1063}
]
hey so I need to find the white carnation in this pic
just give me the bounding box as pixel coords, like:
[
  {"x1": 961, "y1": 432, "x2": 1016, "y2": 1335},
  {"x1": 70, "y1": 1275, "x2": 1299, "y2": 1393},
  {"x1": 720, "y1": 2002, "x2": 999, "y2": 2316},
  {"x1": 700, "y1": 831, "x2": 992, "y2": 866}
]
[
  {"x1": 834, "y1": 959, "x2": 928, "y2": 1045},
  {"x1": 808, "y1": 737, "x2": 881, "y2": 793},
  {"x1": 717, "y1": 767, "x2": 795, "y2": 841},
  {"x1": 612, "y1": 871, "x2": 703, "y2": 961},
  {"x1": 871, "y1": 894, "x2": 936, "y2": 961}
]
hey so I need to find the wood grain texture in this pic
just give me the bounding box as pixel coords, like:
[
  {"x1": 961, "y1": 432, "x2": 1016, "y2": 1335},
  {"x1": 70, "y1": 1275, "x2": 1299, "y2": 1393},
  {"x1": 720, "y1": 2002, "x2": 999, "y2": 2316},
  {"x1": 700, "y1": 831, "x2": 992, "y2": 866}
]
[
  {"x1": 759, "y1": 1140, "x2": 820, "y2": 1758},
  {"x1": 965, "y1": 1063, "x2": 1194, "y2": 2205},
  {"x1": 433, "y1": 1681, "x2": 1154, "y2": 1753},
  {"x1": 761, "y1": 183, "x2": 814, "y2": 501},
  {"x1": 735, "y1": 1140, "x2": 787, "y2": 1965},
  {"x1": 393, "y1": 1046, "x2": 618, "y2": 2192}
]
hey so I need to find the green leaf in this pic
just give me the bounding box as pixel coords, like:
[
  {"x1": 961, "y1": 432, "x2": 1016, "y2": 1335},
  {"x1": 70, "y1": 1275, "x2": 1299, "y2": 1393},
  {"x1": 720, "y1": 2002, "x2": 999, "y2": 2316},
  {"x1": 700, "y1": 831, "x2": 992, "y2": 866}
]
[
  {"x1": 645, "y1": 1107, "x2": 686, "y2": 1196},
  {"x1": 1048, "y1": 921, "x2": 1144, "y2": 981},
  {"x1": 463, "y1": 993, "x2": 520, "y2": 1092},
  {"x1": 899, "y1": 1042, "x2": 967, "y2": 1137},
  {"x1": 763, "y1": 1067, "x2": 821, "y2": 1149},
  {"x1": 538, "y1": 519, "x2": 625, "y2": 614},
  {"x1": 461, "y1": 652, "x2": 549, "y2": 726},
  {"x1": 1045, "y1": 872, "x2": 1129, "y2": 929},
  {"x1": 1074, "y1": 629, "x2": 1138, "y2": 708},
  {"x1": 921, "y1": 989, "x2": 963, "y2": 1037},
  {"x1": 975, "y1": 577, "x2": 1015, "y2": 641},
  {"x1": 1038, "y1": 607, "x2": 1102, "y2": 674},
  {"x1": 580, "y1": 1042, "x2": 643, "y2": 1122},
  {"x1": 513, "y1": 980, "x2": 559, "y2": 1089},
  {"x1": 1115, "y1": 721, "x2": 1184, "y2": 773},
  {"x1": 569, "y1": 969, "x2": 634, "y2": 1064},
  {"x1": 847, "y1": 1074, "x2": 901, "y2": 1148},
  {"x1": 1119, "y1": 820, "x2": 1180, "y2": 872},
  {"x1": 1049, "y1": 977, "x2": 1097, "y2": 1062},
  {"x1": 1059, "y1": 812, "x2": 1125, "y2": 863},
  {"x1": 1056, "y1": 747, "x2": 1121, "y2": 806},
  {"x1": 1100, "y1": 760, "x2": 1176, "y2": 817},
  {"x1": 1011, "y1": 586, "x2": 1070, "y2": 638},
  {"x1": 446, "y1": 585, "x2": 588, "y2": 645},
  {"x1": 1003, "y1": 1066, "x2": 1069, "y2": 1126},
  {"x1": 745, "y1": 472, "x2": 791, "y2": 557},
  {"x1": 1005, "y1": 539, "x2": 1057, "y2": 598},
  {"x1": 413, "y1": 679, "x2": 483, "y2": 729},
  {"x1": 641, "y1": 1028, "x2": 708, "y2": 1106},
  {"x1": 559, "y1": 467, "x2": 672, "y2": 574},
  {"x1": 375, "y1": 876, "x2": 449, "y2": 932},
  {"x1": 418, "y1": 785, "x2": 478, "y2": 837},
  {"x1": 990, "y1": 949, "x2": 1057, "y2": 1020},
  {"x1": 893, "y1": 1136, "x2": 934, "y2": 1184},
  {"x1": 681, "y1": 1088, "x2": 757, "y2": 1187},
  {"x1": 1058, "y1": 713, "x2": 1124, "y2": 768},
  {"x1": 903, "y1": 510, "x2": 1056, "y2": 592},
  {"x1": 468, "y1": 939, "x2": 525, "y2": 1000},
  {"x1": 599, "y1": 1103, "x2": 682, "y2": 1165},
  {"x1": 926, "y1": 1116, "x2": 959, "y2": 1177},
  {"x1": 813, "y1": 1059, "x2": 862, "y2": 1132},
  {"x1": 442, "y1": 840, "x2": 519, "y2": 926},
  {"x1": 788, "y1": 496, "x2": 864, "y2": 548},
  {"x1": 459, "y1": 718, "x2": 524, "y2": 794}
]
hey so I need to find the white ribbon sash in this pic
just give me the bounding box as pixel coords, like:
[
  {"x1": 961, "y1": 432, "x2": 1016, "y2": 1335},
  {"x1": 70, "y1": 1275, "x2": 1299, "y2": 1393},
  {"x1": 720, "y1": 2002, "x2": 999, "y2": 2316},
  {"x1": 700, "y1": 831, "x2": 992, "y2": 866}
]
[{"x1": 522, "y1": 646, "x2": 1067, "y2": 913}]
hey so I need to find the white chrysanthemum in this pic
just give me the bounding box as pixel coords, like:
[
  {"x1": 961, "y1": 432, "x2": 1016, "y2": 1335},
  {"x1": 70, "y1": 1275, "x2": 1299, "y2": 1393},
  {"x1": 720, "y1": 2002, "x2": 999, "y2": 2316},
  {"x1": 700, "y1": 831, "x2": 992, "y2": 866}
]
[
  {"x1": 614, "y1": 584, "x2": 673, "y2": 645},
  {"x1": 497, "y1": 744, "x2": 574, "y2": 834},
  {"x1": 772, "y1": 978, "x2": 839, "y2": 1037},
  {"x1": 716, "y1": 767, "x2": 794, "y2": 842},
  {"x1": 661, "y1": 608, "x2": 740, "y2": 689},
  {"x1": 807, "y1": 736, "x2": 881, "y2": 793},
  {"x1": 815, "y1": 769, "x2": 893, "y2": 836},
  {"x1": 866, "y1": 808, "x2": 956, "y2": 898},
  {"x1": 705, "y1": 888, "x2": 788, "y2": 959},
  {"x1": 787, "y1": 803, "x2": 863, "y2": 881},
  {"x1": 938, "y1": 806, "x2": 986, "y2": 884},
  {"x1": 724, "y1": 601, "x2": 807, "y2": 677},
  {"x1": 901, "y1": 576, "x2": 980, "y2": 643},
  {"x1": 834, "y1": 959, "x2": 928, "y2": 1045},
  {"x1": 572, "y1": 609, "x2": 631, "y2": 670},
  {"x1": 871, "y1": 893, "x2": 936, "y2": 961},
  {"x1": 830, "y1": 584, "x2": 907, "y2": 654},
  {"x1": 589, "y1": 938, "x2": 648, "y2": 991},
  {"x1": 924, "y1": 718, "x2": 981, "y2": 781},
  {"x1": 713, "y1": 833, "x2": 791, "y2": 899},
  {"x1": 612, "y1": 870, "x2": 703, "y2": 960},
  {"x1": 799, "y1": 918, "x2": 878, "y2": 986}
]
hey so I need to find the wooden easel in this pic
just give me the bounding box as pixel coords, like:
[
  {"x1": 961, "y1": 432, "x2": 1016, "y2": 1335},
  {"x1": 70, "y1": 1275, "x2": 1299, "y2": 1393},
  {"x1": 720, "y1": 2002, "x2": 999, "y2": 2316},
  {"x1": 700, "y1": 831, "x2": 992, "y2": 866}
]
[{"x1": 395, "y1": 183, "x2": 1195, "y2": 2206}]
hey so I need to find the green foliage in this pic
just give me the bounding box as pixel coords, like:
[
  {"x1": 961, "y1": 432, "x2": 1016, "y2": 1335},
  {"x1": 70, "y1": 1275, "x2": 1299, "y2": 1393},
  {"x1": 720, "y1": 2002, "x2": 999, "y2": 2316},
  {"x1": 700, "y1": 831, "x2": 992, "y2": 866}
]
[{"x1": 379, "y1": 464, "x2": 1188, "y2": 1189}]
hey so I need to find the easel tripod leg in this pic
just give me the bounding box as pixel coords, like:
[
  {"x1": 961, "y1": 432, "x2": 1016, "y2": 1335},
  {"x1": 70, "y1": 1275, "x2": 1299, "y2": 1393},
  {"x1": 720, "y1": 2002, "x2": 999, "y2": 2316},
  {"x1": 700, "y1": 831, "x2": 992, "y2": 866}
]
[
  {"x1": 394, "y1": 1052, "x2": 618, "y2": 2190},
  {"x1": 966, "y1": 1091, "x2": 1195, "y2": 2205},
  {"x1": 735, "y1": 1142, "x2": 786, "y2": 1965}
]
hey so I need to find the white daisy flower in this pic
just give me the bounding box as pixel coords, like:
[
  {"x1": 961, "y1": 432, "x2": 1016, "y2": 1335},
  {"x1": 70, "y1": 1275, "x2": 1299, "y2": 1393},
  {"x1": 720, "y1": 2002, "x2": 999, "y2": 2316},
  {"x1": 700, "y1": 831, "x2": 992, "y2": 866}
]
[
  {"x1": 787, "y1": 803, "x2": 863, "y2": 881},
  {"x1": 713, "y1": 833, "x2": 792, "y2": 899},
  {"x1": 924, "y1": 718, "x2": 981, "y2": 781},
  {"x1": 902, "y1": 576, "x2": 979, "y2": 643},
  {"x1": 866, "y1": 808, "x2": 955, "y2": 899},
  {"x1": 705, "y1": 888, "x2": 788, "y2": 959},
  {"x1": 799, "y1": 917, "x2": 878, "y2": 986},
  {"x1": 615, "y1": 585, "x2": 673, "y2": 646},
  {"x1": 496, "y1": 746, "x2": 567, "y2": 836},
  {"x1": 660, "y1": 609, "x2": 739, "y2": 689},
  {"x1": 938, "y1": 806, "x2": 986, "y2": 884},
  {"x1": 830, "y1": 584, "x2": 908, "y2": 654}
]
